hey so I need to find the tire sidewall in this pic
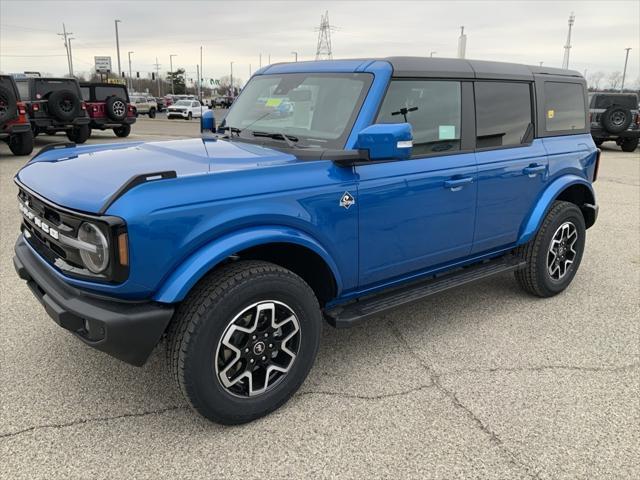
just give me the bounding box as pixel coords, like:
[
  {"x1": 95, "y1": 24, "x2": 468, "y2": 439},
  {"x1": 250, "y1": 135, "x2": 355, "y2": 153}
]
[
  {"x1": 602, "y1": 106, "x2": 631, "y2": 134},
  {"x1": 48, "y1": 90, "x2": 80, "y2": 122},
  {"x1": 181, "y1": 271, "x2": 321, "y2": 424},
  {"x1": 534, "y1": 204, "x2": 586, "y2": 295},
  {"x1": 0, "y1": 86, "x2": 18, "y2": 126},
  {"x1": 106, "y1": 96, "x2": 127, "y2": 121}
]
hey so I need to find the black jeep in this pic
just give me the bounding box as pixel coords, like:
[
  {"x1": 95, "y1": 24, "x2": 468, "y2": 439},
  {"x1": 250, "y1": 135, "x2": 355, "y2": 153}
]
[
  {"x1": 0, "y1": 75, "x2": 34, "y2": 155},
  {"x1": 80, "y1": 83, "x2": 136, "y2": 138},
  {"x1": 15, "y1": 77, "x2": 90, "y2": 144},
  {"x1": 589, "y1": 92, "x2": 639, "y2": 152}
]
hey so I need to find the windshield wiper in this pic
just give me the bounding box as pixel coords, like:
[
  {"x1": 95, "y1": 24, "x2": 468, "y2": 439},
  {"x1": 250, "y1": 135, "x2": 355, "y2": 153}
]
[{"x1": 251, "y1": 131, "x2": 299, "y2": 148}]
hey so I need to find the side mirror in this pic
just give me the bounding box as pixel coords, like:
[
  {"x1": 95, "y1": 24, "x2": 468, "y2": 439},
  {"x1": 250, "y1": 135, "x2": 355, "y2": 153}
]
[
  {"x1": 355, "y1": 123, "x2": 413, "y2": 161},
  {"x1": 200, "y1": 109, "x2": 216, "y2": 133}
]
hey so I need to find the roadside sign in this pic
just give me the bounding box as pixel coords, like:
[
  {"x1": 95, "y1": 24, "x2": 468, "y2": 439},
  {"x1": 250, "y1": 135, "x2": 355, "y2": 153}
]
[{"x1": 94, "y1": 56, "x2": 112, "y2": 73}]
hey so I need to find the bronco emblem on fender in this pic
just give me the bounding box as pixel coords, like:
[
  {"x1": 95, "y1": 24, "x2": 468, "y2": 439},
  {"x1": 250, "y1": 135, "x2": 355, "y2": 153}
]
[{"x1": 340, "y1": 192, "x2": 355, "y2": 209}]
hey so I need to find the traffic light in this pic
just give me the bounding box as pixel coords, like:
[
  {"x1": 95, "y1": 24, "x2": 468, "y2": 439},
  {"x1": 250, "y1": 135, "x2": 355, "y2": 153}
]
[
  {"x1": 152, "y1": 73, "x2": 155, "y2": 81},
  {"x1": 121, "y1": 71, "x2": 125, "y2": 78},
  {"x1": 136, "y1": 72, "x2": 140, "y2": 78}
]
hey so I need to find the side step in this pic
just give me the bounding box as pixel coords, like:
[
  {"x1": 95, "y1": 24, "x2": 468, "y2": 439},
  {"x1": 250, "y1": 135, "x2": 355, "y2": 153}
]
[{"x1": 325, "y1": 255, "x2": 526, "y2": 328}]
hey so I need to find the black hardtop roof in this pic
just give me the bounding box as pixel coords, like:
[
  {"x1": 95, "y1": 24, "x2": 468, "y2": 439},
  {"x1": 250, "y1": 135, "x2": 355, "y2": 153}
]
[
  {"x1": 384, "y1": 57, "x2": 582, "y2": 80},
  {"x1": 79, "y1": 82, "x2": 127, "y2": 88}
]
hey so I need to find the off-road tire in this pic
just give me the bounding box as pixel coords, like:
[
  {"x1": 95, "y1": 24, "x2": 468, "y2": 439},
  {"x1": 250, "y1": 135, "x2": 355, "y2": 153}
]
[
  {"x1": 148, "y1": 108, "x2": 156, "y2": 119},
  {"x1": 620, "y1": 137, "x2": 638, "y2": 152},
  {"x1": 593, "y1": 139, "x2": 603, "y2": 147},
  {"x1": 514, "y1": 201, "x2": 586, "y2": 297},
  {"x1": 601, "y1": 106, "x2": 632, "y2": 134},
  {"x1": 105, "y1": 96, "x2": 127, "y2": 121},
  {"x1": 8, "y1": 131, "x2": 34, "y2": 156},
  {"x1": 113, "y1": 124, "x2": 131, "y2": 137},
  {"x1": 0, "y1": 86, "x2": 18, "y2": 126},
  {"x1": 166, "y1": 260, "x2": 321, "y2": 425},
  {"x1": 48, "y1": 89, "x2": 80, "y2": 122},
  {"x1": 66, "y1": 124, "x2": 90, "y2": 144}
]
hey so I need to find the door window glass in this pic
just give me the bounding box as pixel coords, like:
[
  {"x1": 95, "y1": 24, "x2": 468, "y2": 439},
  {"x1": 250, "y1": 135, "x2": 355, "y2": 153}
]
[
  {"x1": 475, "y1": 82, "x2": 532, "y2": 148},
  {"x1": 544, "y1": 82, "x2": 586, "y2": 131}
]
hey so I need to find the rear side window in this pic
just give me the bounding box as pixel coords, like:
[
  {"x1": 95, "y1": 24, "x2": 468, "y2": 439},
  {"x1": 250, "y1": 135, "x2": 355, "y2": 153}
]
[
  {"x1": 15, "y1": 81, "x2": 29, "y2": 100},
  {"x1": 377, "y1": 80, "x2": 461, "y2": 156},
  {"x1": 80, "y1": 86, "x2": 90, "y2": 101},
  {"x1": 544, "y1": 82, "x2": 586, "y2": 132},
  {"x1": 475, "y1": 82, "x2": 532, "y2": 148}
]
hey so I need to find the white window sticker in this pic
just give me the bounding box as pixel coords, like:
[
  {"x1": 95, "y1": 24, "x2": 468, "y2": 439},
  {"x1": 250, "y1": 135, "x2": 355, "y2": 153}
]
[{"x1": 439, "y1": 125, "x2": 456, "y2": 140}]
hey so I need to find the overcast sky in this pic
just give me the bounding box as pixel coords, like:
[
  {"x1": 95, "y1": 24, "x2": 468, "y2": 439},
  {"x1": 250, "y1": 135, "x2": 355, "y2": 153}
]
[{"x1": 1, "y1": 0, "x2": 638, "y2": 87}]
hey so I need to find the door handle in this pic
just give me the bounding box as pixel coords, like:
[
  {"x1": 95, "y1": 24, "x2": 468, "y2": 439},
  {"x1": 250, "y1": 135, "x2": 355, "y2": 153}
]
[
  {"x1": 523, "y1": 164, "x2": 546, "y2": 177},
  {"x1": 444, "y1": 176, "x2": 474, "y2": 191}
]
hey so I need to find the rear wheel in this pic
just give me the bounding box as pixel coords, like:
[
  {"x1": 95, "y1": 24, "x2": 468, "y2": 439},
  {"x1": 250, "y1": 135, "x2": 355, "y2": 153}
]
[
  {"x1": 113, "y1": 124, "x2": 131, "y2": 137},
  {"x1": 593, "y1": 139, "x2": 603, "y2": 147},
  {"x1": 620, "y1": 137, "x2": 638, "y2": 152},
  {"x1": 515, "y1": 201, "x2": 586, "y2": 297},
  {"x1": 148, "y1": 108, "x2": 156, "y2": 119},
  {"x1": 166, "y1": 260, "x2": 321, "y2": 424},
  {"x1": 187, "y1": 112, "x2": 192, "y2": 120},
  {"x1": 8, "y1": 131, "x2": 34, "y2": 156},
  {"x1": 66, "y1": 124, "x2": 90, "y2": 144}
]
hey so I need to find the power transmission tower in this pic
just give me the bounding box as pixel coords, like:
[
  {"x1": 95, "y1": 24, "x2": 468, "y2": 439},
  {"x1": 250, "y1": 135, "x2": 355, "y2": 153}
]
[
  {"x1": 315, "y1": 11, "x2": 334, "y2": 60},
  {"x1": 57, "y1": 23, "x2": 73, "y2": 76},
  {"x1": 562, "y1": 12, "x2": 575, "y2": 69},
  {"x1": 154, "y1": 57, "x2": 162, "y2": 95}
]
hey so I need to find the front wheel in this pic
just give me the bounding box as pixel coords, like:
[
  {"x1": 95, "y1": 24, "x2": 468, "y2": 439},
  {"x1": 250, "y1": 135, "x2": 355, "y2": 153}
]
[
  {"x1": 148, "y1": 108, "x2": 156, "y2": 119},
  {"x1": 187, "y1": 112, "x2": 192, "y2": 120},
  {"x1": 620, "y1": 137, "x2": 639, "y2": 152},
  {"x1": 515, "y1": 201, "x2": 586, "y2": 297},
  {"x1": 66, "y1": 124, "x2": 90, "y2": 144},
  {"x1": 113, "y1": 124, "x2": 131, "y2": 137},
  {"x1": 8, "y1": 131, "x2": 34, "y2": 156},
  {"x1": 166, "y1": 260, "x2": 321, "y2": 424}
]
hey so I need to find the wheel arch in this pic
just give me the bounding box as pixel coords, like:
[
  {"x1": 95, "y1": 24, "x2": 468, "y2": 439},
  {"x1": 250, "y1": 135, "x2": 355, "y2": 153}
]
[
  {"x1": 518, "y1": 175, "x2": 596, "y2": 245},
  {"x1": 153, "y1": 226, "x2": 342, "y2": 305}
]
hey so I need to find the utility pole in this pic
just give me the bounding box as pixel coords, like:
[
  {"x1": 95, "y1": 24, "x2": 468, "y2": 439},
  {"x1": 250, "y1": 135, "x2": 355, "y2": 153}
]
[
  {"x1": 621, "y1": 47, "x2": 632, "y2": 92},
  {"x1": 197, "y1": 65, "x2": 201, "y2": 100},
  {"x1": 200, "y1": 46, "x2": 203, "y2": 100},
  {"x1": 259, "y1": 53, "x2": 262, "y2": 68},
  {"x1": 114, "y1": 20, "x2": 122, "y2": 77},
  {"x1": 457, "y1": 26, "x2": 467, "y2": 59},
  {"x1": 230, "y1": 61, "x2": 234, "y2": 98},
  {"x1": 562, "y1": 12, "x2": 575, "y2": 69},
  {"x1": 57, "y1": 23, "x2": 73, "y2": 77},
  {"x1": 67, "y1": 37, "x2": 75, "y2": 76},
  {"x1": 249, "y1": 64, "x2": 252, "y2": 77},
  {"x1": 154, "y1": 57, "x2": 162, "y2": 96},
  {"x1": 128, "y1": 51, "x2": 134, "y2": 91},
  {"x1": 169, "y1": 54, "x2": 177, "y2": 94},
  {"x1": 291, "y1": 51, "x2": 298, "y2": 62}
]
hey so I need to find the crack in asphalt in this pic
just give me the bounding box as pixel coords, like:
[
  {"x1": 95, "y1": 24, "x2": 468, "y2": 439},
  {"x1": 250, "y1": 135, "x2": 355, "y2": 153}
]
[
  {"x1": 442, "y1": 362, "x2": 640, "y2": 376},
  {"x1": 388, "y1": 320, "x2": 544, "y2": 480},
  {"x1": 0, "y1": 405, "x2": 187, "y2": 441},
  {"x1": 296, "y1": 382, "x2": 435, "y2": 401}
]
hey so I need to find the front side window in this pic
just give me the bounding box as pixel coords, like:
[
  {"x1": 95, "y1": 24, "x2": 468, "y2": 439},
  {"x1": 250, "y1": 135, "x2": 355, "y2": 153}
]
[
  {"x1": 377, "y1": 80, "x2": 461, "y2": 156},
  {"x1": 475, "y1": 82, "x2": 532, "y2": 148},
  {"x1": 544, "y1": 82, "x2": 586, "y2": 132},
  {"x1": 223, "y1": 73, "x2": 373, "y2": 149}
]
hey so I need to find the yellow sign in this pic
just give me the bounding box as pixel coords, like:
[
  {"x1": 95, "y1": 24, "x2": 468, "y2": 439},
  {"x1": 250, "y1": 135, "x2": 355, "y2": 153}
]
[
  {"x1": 547, "y1": 109, "x2": 555, "y2": 119},
  {"x1": 265, "y1": 98, "x2": 283, "y2": 107}
]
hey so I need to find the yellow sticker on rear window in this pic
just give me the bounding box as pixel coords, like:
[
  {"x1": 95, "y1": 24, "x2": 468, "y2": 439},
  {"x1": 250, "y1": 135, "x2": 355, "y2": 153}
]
[
  {"x1": 547, "y1": 109, "x2": 555, "y2": 119},
  {"x1": 265, "y1": 98, "x2": 283, "y2": 107}
]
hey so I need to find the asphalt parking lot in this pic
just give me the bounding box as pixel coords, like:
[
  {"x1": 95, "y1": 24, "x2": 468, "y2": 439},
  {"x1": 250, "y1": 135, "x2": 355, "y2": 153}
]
[{"x1": 0, "y1": 120, "x2": 638, "y2": 479}]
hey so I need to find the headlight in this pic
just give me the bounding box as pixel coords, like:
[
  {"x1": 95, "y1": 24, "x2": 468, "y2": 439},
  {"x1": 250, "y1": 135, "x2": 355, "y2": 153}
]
[{"x1": 77, "y1": 222, "x2": 109, "y2": 273}]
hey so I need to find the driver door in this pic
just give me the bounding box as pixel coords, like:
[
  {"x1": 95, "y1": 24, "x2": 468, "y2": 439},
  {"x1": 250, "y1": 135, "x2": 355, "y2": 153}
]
[{"x1": 356, "y1": 80, "x2": 477, "y2": 287}]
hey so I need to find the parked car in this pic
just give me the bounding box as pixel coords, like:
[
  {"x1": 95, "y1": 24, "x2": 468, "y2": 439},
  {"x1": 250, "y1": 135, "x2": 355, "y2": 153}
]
[
  {"x1": 166, "y1": 99, "x2": 204, "y2": 120},
  {"x1": 589, "y1": 92, "x2": 639, "y2": 152},
  {"x1": 155, "y1": 97, "x2": 166, "y2": 112},
  {"x1": 13, "y1": 57, "x2": 599, "y2": 425},
  {"x1": 80, "y1": 82, "x2": 136, "y2": 138},
  {"x1": 213, "y1": 96, "x2": 233, "y2": 108},
  {"x1": 0, "y1": 75, "x2": 34, "y2": 155},
  {"x1": 130, "y1": 95, "x2": 157, "y2": 118},
  {"x1": 14, "y1": 76, "x2": 90, "y2": 143}
]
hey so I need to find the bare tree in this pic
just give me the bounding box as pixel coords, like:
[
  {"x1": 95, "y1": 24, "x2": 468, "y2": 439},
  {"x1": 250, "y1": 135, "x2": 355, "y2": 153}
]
[
  {"x1": 607, "y1": 71, "x2": 623, "y2": 90},
  {"x1": 588, "y1": 71, "x2": 605, "y2": 91}
]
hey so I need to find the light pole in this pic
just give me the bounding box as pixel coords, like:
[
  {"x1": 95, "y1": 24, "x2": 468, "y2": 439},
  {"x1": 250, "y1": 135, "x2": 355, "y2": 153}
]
[
  {"x1": 169, "y1": 54, "x2": 177, "y2": 94},
  {"x1": 114, "y1": 20, "x2": 122, "y2": 77},
  {"x1": 291, "y1": 51, "x2": 298, "y2": 62},
  {"x1": 230, "y1": 61, "x2": 234, "y2": 98},
  {"x1": 621, "y1": 47, "x2": 632, "y2": 92},
  {"x1": 68, "y1": 37, "x2": 75, "y2": 76},
  {"x1": 430, "y1": 51, "x2": 436, "y2": 57},
  {"x1": 128, "y1": 51, "x2": 134, "y2": 91}
]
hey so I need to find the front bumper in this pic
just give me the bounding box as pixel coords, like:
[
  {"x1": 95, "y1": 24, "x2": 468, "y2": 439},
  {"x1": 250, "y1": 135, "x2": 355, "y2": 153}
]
[
  {"x1": 167, "y1": 110, "x2": 188, "y2": 118},
  {"x1": 14, "y1": 236, "x2": 174, "y2": 366}
]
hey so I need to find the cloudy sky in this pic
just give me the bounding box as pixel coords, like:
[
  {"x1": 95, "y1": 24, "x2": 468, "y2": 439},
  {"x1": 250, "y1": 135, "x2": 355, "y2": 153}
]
[{"x1": 1, "y1": 0, "x2": 638, "y2": 87}]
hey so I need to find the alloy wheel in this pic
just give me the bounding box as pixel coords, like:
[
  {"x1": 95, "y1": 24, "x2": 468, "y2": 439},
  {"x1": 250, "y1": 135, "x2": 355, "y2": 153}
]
[{"x1": 547, "y1": 221, "x2": 578, "y2": 280}]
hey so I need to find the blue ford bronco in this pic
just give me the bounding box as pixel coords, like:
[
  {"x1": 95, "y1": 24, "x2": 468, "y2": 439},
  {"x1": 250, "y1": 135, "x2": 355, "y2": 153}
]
[{"x1": 14, "y1": 57, "x2": 599, "y2": 424}]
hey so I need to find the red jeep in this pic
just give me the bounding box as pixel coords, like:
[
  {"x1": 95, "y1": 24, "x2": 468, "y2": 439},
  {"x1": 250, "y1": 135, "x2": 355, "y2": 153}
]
[
  {"x1": 80, "y1": 83, "x2": 136, "y2": 138},
  {"x1": 0, "y1": 75, "x2": 34, "y2": 156}
]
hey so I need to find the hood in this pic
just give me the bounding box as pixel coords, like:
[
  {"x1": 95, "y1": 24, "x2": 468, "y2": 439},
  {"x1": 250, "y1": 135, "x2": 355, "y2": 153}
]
[{"x1": 16, "y1": 138, "x2": 297, "y2": 214}]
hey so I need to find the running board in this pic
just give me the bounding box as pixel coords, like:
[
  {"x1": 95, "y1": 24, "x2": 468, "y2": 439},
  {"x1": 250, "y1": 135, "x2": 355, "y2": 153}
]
[{"x1": 324, "y1": 255, "x2": 526, "y2": 328}]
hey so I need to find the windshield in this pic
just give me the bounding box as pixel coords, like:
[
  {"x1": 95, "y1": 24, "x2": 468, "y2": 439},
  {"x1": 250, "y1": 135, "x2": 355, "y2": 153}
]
[
  {"x1": 222, "y1": 73, "x2": 372, "y2": 148},
  {"x1": 175, "y1": 100, "x2": 192, "y2": 106}
]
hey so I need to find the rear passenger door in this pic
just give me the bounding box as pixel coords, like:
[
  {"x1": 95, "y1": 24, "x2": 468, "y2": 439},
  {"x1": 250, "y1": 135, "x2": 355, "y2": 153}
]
[
  {"x1": 472, "y1": 81, "x2": 549, "y2": 254},
  {"x1": 357, "y1": 80, "x2": 478, "y2": 286}
]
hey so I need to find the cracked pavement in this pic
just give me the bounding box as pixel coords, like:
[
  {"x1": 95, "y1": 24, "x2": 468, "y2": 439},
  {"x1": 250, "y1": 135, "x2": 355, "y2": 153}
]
[{"x1": 1, "y1": 125, "x2": 638, "y2": 479}]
